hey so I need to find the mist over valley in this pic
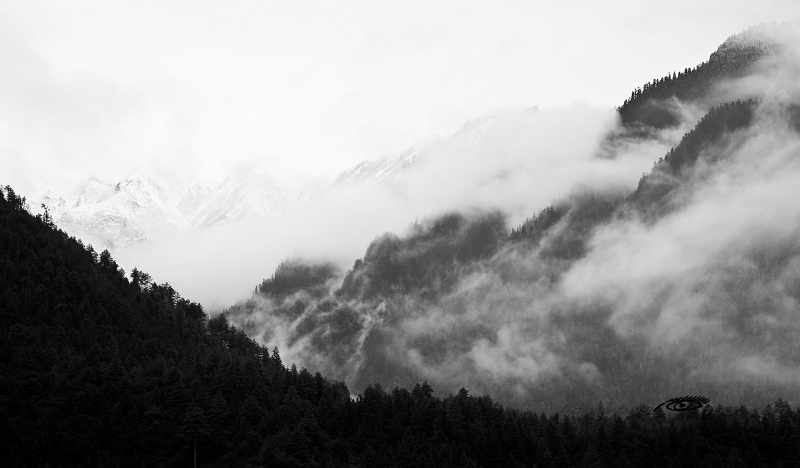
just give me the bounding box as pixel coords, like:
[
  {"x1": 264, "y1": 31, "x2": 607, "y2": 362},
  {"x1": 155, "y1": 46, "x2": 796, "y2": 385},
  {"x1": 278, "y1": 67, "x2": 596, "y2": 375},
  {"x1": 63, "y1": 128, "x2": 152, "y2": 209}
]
[
  {"x1": 4, "y1": 7, "x2": 800, "y2": 467},
  {"x1": 218, "y1": 22, "x2": 800, "y2": 412}
]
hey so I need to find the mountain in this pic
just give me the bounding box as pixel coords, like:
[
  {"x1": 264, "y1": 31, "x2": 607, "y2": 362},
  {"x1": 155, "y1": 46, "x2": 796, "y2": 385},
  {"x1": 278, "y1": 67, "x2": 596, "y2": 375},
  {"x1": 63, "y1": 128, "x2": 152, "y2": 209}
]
[
  {"x1": 228, "y1": 97, "x2": 800, "y2": 412},
  {"x1": 174, "y1": 180, "x2": 214, "y2": 218},
  {"x1": 38, "y1": 164, "x2": 289, "y2": 249},
  {"x1": 191, "y1": 164, "x2": 287, "y2": 228},
  {"x1": 333, "y1": 147, "x2": 422, "y2": 187},
  {"x1": 446, "y1": 114, "x2": 501, "y2": 148},
  {"x1": 278, "y1": 173, "x2": 333, "y2": 204},
  {"x1": 29, "y1": 110, "x2": 521, "y2": 250},
  {"x1": 331, "y1": 115, "x2": 505, "y2": 188},
  {"x1": 6, "y1": 18, "x2": 800, "y2": 467},
  {"x1": 30, "y1": 190, "x2": 67, "y2": 220},
  {"x1": 224, "y1": 21, "x2": 800, "y2": 412},
  {"x1": 69, "y1": 177, "x2": 116, "y2": 208},
  {"x1": 330, "y1": 112, "x2": 511, "y2": 190},
  {"x1": 4, "y1": 184, "x2": 799, "y2": 467},
  {"x1": 33, "y1": 97, "x2": 536, "y2": 251},
  {"x1": 617, "y1": 21, "x2": 794, "y2": 131},
  {"x1": 0, "y1": 184, "x2": 350, "y2": 467},
  {"x1": 56, "y1": 170, "x2": 182, "y2": 248},
  {"x1": 24, "y1": 22, "x2": 799, "y2": 254}
]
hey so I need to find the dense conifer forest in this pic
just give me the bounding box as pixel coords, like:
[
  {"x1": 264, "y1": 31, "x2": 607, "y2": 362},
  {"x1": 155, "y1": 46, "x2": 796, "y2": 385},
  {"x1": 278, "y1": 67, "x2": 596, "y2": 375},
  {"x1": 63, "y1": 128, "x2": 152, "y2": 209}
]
[
  {"x1": 3, "y1": 161, "x2": 800, "y2": 467},
  {"x1": 4, "y1": 20, "x2": 800, "y2": 467},
  {"x1": 1, "y1": 181, "x2": 800, "y2": 468},
  {"x1": 617, "y1": 27, "x2": 782, "y2": 129},
  {"x1": 226, "y1": 96, "x2": 800, "y2": 413}
]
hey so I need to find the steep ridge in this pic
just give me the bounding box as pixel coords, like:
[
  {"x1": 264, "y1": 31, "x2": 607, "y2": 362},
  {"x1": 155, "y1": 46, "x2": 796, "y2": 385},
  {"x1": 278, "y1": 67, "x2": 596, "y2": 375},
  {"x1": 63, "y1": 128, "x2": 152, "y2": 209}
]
[
  {"x1": 225, "y1": 90, "x2": 800, "y2": 410},
  {"x1": 38, "y1": 165, "x2": 289, "y2": 249},
  {"x1": 330, "y1": 113, "x2": 508, "y2": 191},
  {"x1": 8, "y1": 186, "x2": 800, "y2": 467},
  {"x1": 224, "y1": 24, "x2": 800, "y2": 408},
  {"x1": 6, "y1": 20, "x2": 800, "y2": 465},
  {"x1": 191, "y1": 165, "x2": 287, "y2": 228},
  {"x1": 626, "y1": 99, "x2": 758, "y2": 220},
  {"x1": 617, "y1": 22, "x2": 790, "y2": 130},
  {"x1": 333, "y1": 147, "x2": 422, "y2": 187},
  {"x1": 56, "y1": 171, "x2": 182, "y2": 248},
  {"x1": 0, "y1": 184, "x2": 351, "y2": 466}
]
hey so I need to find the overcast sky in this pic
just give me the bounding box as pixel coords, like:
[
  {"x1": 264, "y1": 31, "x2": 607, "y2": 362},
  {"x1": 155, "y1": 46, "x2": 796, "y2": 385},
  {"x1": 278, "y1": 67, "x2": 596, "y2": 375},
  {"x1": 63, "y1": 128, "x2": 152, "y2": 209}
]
[{"x1": 1, "y1": 0, "x2": 798, "y2": 196}]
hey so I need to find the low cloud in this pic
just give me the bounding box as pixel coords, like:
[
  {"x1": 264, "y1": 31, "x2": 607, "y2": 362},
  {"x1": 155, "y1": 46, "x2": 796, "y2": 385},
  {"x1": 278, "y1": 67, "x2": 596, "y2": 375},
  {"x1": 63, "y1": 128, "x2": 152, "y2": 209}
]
[
  {"x1": 225, "y1": 90, "x2": 800, "y2": 412},
  {"x1": 115, "y1": 102, "x2": 684, "y2": 311}
]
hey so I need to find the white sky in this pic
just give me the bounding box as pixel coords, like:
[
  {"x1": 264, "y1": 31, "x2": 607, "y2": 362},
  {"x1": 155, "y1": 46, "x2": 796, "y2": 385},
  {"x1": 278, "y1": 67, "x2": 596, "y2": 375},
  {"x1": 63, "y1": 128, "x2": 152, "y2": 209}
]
[{"x1": 1, "y1": 0, "x2": 798, "y2": 196}]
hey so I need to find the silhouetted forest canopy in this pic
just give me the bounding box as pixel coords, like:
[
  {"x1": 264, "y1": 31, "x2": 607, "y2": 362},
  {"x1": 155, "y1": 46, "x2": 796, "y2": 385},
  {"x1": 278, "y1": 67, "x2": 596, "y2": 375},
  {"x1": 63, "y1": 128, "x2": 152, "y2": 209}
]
[
  {"x1": 214, "y1": 82, "x2": 800, "y2": 464},
  {"x1": 2, "y1": 181, "x2": 800, "y2": 468},
  {"x1": 5, "y1": 21, "x2": 800, "y2": 467},
  {"x1": 4, "y1": 161, "x2": 800, "y2": 467}
]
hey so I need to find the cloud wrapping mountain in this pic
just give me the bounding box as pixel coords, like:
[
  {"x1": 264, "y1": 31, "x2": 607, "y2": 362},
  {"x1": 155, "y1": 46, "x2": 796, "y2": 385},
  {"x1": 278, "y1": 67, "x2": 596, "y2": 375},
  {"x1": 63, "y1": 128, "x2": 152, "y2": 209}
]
[{"x1": 224, "y1": 23, "x2": 800, "y2": 411}]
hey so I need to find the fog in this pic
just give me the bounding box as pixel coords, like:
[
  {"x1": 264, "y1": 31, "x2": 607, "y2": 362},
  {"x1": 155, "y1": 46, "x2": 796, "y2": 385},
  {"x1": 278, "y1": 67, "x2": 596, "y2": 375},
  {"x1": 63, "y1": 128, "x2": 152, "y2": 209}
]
[
  {"x1": 114, "y1": 102, "x2": 682, "y2": 311},
  {"x1": 221, "y1": 33, "x2": 800, "y2": 409},
  {"x1": 225, "y1": 101, "x2": 800, "y2": 411},
  {"x1": 3, "y1": 2, "x2": 797, "y2": 195},
  {"x1": 4, "y1": 2, "x2": 800, "y2": 410}
]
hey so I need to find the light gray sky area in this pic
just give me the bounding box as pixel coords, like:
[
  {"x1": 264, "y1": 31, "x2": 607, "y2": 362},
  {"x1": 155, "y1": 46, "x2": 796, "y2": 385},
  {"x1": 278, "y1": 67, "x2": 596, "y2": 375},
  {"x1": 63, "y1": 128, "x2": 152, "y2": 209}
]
[
  {"x1": 0, "y1": 0, "x2": 800, "y2": 196},
  {"x1": 1, "y1": 1, "x2": 798, "y2": 196}
]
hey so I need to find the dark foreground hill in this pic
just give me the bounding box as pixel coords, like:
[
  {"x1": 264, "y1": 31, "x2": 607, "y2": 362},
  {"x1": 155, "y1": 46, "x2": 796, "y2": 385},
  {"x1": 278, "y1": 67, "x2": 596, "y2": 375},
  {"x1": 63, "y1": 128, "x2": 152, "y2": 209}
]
[{"x1": 3, "y1": 185, "x2": 800, "y2": 466}]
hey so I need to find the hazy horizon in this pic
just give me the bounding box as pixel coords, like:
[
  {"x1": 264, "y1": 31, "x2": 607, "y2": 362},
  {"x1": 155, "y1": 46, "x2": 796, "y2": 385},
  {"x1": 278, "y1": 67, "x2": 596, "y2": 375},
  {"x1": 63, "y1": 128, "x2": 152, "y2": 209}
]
[
  {"x1": 3, "y1": 1, "x2": 798, "y2": 198},
  {"x1": 3, "y1": 2, "x2": 799, "y2": 313}
]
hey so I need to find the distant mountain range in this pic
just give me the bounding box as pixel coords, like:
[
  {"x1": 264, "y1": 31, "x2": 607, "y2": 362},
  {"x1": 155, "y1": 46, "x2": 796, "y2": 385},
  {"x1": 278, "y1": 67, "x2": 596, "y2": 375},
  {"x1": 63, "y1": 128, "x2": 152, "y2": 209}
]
[
  {"x1": 29, "y1": 165, "x2": 285, "y2": 248},
  {"x1": 32, "y1": 109, "x2": 525, "y2": 249},
  {"x1": 31, "y1": 21, "x2": 797, "y2": 255}
]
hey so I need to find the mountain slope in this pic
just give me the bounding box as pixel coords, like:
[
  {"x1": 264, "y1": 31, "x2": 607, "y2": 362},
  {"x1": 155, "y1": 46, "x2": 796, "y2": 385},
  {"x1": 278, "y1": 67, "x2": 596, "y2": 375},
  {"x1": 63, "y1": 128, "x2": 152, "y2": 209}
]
[
  {"x1": 617, "y1": 22, "x2": 791, "y2": 130},
  {"x1": 38, "y1": 164, "x2": 289, "y2": 249},
  {"x1": 0, "y1": 184, "x2": 354, "y2": 467},
  {"x1": 333, "y1": 148, "x2": 422, "y2": 187},
  {"x1": 225, "y1": 93, "x2": 800, "y2": 411},
  {"x1": 225, "y1": 25, "x2": 800, "y2": 411},
  {"x1": 330, "y1": 114, "x2": 507, "y2": 191},
  {"x1": 191, "y1": 165, "x2": 287, "y2": 228},
  {"x1": 56, "y1": 170, "x2": 182, "y2": 248},
  {"x1": 9, "y1": 184, "x2": 799, "y2": 467}
]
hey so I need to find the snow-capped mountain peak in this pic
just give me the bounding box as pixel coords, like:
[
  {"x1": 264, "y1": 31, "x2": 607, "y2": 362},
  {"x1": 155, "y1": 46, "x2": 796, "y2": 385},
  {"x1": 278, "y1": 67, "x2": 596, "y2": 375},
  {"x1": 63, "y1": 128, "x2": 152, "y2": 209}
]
[
  {"x1": 68, "y1": 178, "x2": 115, "y2": 208},
  {"x1": 451, "y1": 115, "x2": 499, "y2": 147},
  {"x1": 333, "y1": 147, "x2": 422, "y2": 186},
  {"x1": 56, "y1": 171, "x2": 182, "y2": 248},
  {"x1": 30, "y1": 190, "x2": 67, "y2": 219},
  {"x1": 191, "y1": 163, "x2": 287, "y2": 228}
]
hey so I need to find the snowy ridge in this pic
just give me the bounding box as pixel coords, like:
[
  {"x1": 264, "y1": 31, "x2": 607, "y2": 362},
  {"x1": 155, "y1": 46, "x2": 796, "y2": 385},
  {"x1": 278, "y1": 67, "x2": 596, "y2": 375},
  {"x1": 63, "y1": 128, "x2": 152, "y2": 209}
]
[
  {"x1": 39, "y1": 164, "x2": 291, "y2": 249},
  {"x1": 37, "y1": 109, "x2": 538, "y2": 250},
  {"x1": 448, "y1": 115, "x2": 500, "y2": 148},
  {"x1": 31, "y1": 191, "x2": 67, "y2": 219},
  {"x1": 57, "y1": 170, "x2": 183, "y2": 248},
  {"x1": 191, "y1": 165, "x2": 286, "y2": 228},
  {"x1": 333, "y1": 147, "x2": 422, "y2": 186},
  {"x1": 332, "y1": 110, "x2": 521, "y2": 188}
]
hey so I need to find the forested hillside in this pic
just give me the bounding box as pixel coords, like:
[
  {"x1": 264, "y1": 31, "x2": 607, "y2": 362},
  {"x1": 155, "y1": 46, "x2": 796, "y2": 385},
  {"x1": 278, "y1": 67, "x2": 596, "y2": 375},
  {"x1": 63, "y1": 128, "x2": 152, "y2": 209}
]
[
  {"x1": 5, "y1": 14, "x2": 800, "y2": 467},
  {"x1": 617, "y1": 23, "x2": 786, "y2": 129},
  {"x1": 226, "y1": 89, "x2": 800, "y2": 418},
  {"x1": 3, "y1": 184, "x2": 800, "y2": 467},
  {"x1": 0, "y1": 186, "x2": 354, "y2": 466}
]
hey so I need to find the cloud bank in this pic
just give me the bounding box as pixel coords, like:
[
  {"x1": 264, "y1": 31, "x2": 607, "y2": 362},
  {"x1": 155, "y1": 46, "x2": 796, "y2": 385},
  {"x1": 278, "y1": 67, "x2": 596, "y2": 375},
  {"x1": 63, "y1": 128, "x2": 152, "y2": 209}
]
[
  {"x1": 114, "y1": 102, "x2": 679, "y2": 311},
  {"x1": 224, "y1": 41, "x2": 800, "y2": 410}
]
